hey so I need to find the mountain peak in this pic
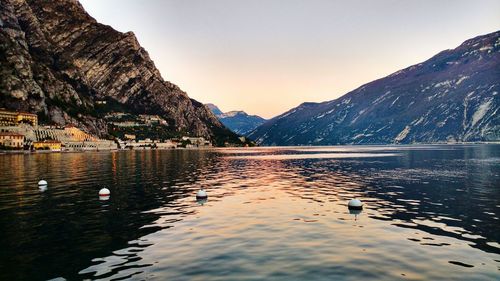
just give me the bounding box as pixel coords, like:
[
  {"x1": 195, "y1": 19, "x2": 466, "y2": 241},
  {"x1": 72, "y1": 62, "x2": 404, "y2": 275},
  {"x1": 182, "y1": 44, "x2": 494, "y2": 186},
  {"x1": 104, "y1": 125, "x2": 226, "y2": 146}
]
[
  {"x1": 0, "y1": 0, "x2": 241, "y2": 145},
  {"x1": 220, "y1": 111, "x2": 246, "y2": 118},
  {"x1": 206, "y1": 104, "x2": 266, "y2": 136},
  {"x1": 205, "y1": 103, "x2": 224, "y2": 116},
  {"x1": 249, "y1": 30, "x2": 500, "y2": 145}
]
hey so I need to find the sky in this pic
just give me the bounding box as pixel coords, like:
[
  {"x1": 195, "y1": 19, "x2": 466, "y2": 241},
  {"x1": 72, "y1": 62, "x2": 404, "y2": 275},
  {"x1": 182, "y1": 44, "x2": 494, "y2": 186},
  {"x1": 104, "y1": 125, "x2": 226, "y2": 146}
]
[{"x1": 79, "y1": 0, "x2": 500, "y2": 119}]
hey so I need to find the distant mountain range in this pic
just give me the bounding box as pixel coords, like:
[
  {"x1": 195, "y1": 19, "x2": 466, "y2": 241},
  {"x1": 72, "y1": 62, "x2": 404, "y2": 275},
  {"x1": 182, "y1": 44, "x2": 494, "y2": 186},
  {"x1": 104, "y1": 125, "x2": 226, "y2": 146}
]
[
  {"x1": 249, "y1": 31, "x2": 500, "y2": 145},
  {"x1": 0, "y1": 0, "x2": 241, "y2": 145},
  {"x1": 206, "y1": 104, "x2": 266, "y2": 136}
]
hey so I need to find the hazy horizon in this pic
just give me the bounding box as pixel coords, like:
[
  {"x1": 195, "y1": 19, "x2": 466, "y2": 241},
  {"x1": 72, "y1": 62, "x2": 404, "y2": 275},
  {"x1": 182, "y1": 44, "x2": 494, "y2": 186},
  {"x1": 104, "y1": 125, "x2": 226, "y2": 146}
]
[{"x1": 80, "y1": 0, "x2": 500, "y2": 118}]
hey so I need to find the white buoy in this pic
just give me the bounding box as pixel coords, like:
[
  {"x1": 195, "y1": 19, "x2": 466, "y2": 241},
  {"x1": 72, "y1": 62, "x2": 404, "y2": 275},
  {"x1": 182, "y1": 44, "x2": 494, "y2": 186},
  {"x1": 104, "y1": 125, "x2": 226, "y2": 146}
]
[
  {"x1": 349, "y1": 208, "x2": 362, "y2": 221},
  {"x1": 196, "y1": 188, "x2": 207, "y2": 199},
  {"x1": 38, "y1": 180, "x2": 47, "y2": 186},
  {"x1": 348, "y1": 199, "x2": 363, "y2": 210},
  {"x1": 99, "y1": 188, "x2": 110, "y2": 197},
  {"x1": 349, "y1": 208, "x2": 362, "y2": 215},
  {"x1": 196, "y1": 198, "x2": 208, "y2": 205}
]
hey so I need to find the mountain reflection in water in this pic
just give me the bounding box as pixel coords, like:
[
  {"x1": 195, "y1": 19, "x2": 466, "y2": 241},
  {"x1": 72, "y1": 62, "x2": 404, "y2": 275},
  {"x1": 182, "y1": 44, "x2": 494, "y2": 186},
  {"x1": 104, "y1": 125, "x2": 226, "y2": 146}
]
[{"x1": 0, "y1": 144, "x2": 498, "y2": 280}]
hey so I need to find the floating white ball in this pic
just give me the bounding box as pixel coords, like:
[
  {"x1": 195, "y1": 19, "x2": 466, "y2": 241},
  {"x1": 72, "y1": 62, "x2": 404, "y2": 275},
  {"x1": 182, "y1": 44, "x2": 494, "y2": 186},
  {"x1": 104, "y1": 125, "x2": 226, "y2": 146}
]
[
  {"x1": 348, "y1": 199, "x2": 363, "y2": 210},
  {"x1": 99, "y1": 188, "x2": 110, "y2": 196},
  {"x1": 38, "y1": 180, "x2": 47, "y2": 186},
  {"x1": 196, "y1": 198, "x2": 208, "y2": 205},
  {"x1": 349, "y1": 208, "x2": 362, "y2": 216},
  {"x1": 196, "y1": 189, "x2": 207, "y2": 199}
]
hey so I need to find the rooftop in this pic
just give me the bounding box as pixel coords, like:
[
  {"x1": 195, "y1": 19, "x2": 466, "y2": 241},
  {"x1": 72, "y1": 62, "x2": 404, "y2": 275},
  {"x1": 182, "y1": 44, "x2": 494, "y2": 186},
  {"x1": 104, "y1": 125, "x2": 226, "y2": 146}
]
[{"x1": 0, "y1": 132, "x2": 24, "y2": 137}]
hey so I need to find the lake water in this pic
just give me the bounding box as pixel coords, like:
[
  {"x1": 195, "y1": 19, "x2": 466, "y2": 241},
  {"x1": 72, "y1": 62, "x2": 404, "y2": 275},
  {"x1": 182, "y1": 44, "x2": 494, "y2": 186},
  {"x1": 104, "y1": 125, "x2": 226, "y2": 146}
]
[{"x1": 0, "y1": 145, "x2": 499, "y2": 280}]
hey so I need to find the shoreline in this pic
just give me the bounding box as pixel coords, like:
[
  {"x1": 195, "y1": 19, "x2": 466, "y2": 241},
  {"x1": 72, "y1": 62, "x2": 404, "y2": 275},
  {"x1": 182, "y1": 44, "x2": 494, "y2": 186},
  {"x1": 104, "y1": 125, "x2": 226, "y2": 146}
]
[
  {"x1": 0, "y1": 146, "x2": 219, "y2": 155},
  {"x1": 1, "y1": 142, "x2": 499, "y2": 155}
]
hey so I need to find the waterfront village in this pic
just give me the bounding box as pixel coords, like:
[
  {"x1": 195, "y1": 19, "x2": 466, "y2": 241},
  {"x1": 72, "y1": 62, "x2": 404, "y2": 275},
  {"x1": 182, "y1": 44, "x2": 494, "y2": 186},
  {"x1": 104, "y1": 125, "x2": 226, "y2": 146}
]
[{"x1": 0, "y1": 108, "x2": 216, "y2": 152}]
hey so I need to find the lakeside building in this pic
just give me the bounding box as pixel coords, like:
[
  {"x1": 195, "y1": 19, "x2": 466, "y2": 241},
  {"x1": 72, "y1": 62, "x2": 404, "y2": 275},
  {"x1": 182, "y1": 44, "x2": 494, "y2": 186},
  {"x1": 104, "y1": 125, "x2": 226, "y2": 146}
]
[
  {"x1": 0, "y1": 110, "x2": 214, "y2": 151},
  {"x1": 33, "y1": 126, "x2": 116, "y2": 150},
  {"x1": 138, "y1": 114, "x2": 168, "y2": 125},
  {"x1": 124, "y1": 134, "x2": 136, "y2": 140},
  {"x1": 1, "y1": 123, "x2": 117, "y2": 151},
  {"x1": 117, "y1": 136, "x2": 211, "y2": 150},
  {"x1": 119, "y1": 138, "x2": 177, "y2": 149},
  {"x1": 0, "y1": 109, "x2": 38, "y2": 126},
  {"x1": 63, "y1": 125, "x2": 97, "y2": 141},
  {"x1": 33, "y1": 140, "x2": 62, "y2": 151},
  {"x1": 0, "y1": 132, "x2": 25, "y2": 148},
  {"x1": 155, "y1": 140, "x2": 177, "y2": 149},
  {"x1": 181, "y1": 136, "x2": 212, "y2": 147},
  {"x1": 111, "y1": 121, "x2": 145, "y2": 127},
  {"x1": 63, "y1": 140, "x2": 117, "y2": 151}
]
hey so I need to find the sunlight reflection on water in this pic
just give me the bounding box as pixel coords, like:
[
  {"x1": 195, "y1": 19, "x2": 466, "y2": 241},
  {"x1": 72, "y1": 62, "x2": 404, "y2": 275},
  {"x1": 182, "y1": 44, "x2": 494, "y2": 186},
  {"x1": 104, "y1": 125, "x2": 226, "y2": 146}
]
[
  {"x1": 224, "y1": 152, "x2": 399, "y2": 160},
  {"x1": 0, "y1": 145, "x2": 499, "y2": 280}
]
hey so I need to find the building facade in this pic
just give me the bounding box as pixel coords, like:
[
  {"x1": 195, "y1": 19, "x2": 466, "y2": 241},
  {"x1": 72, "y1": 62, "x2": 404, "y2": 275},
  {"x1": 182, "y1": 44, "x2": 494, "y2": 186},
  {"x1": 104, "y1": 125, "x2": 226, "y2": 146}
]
[
  {"x1": 33, "y1": 140, "x2": 62, "y2": 151},
  {"x1": 0, "y1": 109, "x2": 38, "y2": 126},
  {"x1": 0, "y1": 132, "x2": 25, "y2": 148},
  {"x1": 124, "y1": 134, "x2": 136, "y2": 140},
  {"x1": 181, "y1": 136, "x2": 212, "y2": 147}
]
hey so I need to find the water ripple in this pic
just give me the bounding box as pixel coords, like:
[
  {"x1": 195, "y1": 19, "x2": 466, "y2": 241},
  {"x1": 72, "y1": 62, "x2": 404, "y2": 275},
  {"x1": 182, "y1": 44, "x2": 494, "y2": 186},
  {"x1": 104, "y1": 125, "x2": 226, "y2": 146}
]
[{"x1": 0, "y1": 145, "x2": 498, "y2": 280}]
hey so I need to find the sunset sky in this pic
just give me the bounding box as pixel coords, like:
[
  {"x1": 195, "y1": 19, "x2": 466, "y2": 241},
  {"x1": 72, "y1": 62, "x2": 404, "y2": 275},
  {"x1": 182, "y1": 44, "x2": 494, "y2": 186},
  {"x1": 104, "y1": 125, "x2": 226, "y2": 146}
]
[{"x1": 80, "y1": 0, "x2": 500, "y2": 119}]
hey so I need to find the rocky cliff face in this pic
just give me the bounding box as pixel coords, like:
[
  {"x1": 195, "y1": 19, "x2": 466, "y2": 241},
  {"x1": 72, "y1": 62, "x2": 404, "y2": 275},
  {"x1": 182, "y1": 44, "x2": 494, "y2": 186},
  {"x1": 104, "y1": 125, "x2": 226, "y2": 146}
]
[
  {"x1": 0, "y1": 0, "x2": 238, "y2": 143},
  {"x1": 249, "y1": 31, "x2": 500, "y2": 145},
  {"x1": 206, "y1": 103, "x2": 266, "y2": 136}
]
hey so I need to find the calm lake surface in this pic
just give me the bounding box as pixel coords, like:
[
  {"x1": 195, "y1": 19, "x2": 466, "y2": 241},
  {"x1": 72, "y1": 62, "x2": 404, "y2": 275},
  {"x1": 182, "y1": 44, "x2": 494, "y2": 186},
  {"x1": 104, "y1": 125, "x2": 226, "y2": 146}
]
[{"x1": 0, "y1": 145, "x2": 499, "y2": 280}]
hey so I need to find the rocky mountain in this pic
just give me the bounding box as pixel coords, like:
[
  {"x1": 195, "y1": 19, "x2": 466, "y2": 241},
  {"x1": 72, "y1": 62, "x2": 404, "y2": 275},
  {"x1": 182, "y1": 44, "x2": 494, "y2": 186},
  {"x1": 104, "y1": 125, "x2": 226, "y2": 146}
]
[
  {"x1": 0, "y1": 0, "x2": 240, "y2": 145},
  {"x1": 206, "y1": 103, "x2": 224, "y2": 116},
  {"x1": 249, "y1": 31, "x2": 500, "y2": 145},
  {"x1": 206, "y1": 103, "x2": 266, "y2": 135}
]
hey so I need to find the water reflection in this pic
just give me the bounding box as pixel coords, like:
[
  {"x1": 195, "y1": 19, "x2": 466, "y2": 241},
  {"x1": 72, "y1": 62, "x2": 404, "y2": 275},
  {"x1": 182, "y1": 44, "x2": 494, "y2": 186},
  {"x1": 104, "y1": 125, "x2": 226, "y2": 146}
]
[
  {"x1": 0, "y1": 145, "x2": 498, "y2": 280},
  {"x1": 224, "y1": 152, "x2": 399, "y2": 160}
]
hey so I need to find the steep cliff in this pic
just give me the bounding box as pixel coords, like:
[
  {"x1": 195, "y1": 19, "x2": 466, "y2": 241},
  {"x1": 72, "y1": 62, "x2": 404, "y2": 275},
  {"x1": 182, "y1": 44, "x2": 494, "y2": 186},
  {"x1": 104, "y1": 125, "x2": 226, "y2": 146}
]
[
  {"x1": 0, "y1": 0, "x2": 239, "y2": 144},
  {"x1": 249, "y1": 31, "x2": 500, "y2": 145}
]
